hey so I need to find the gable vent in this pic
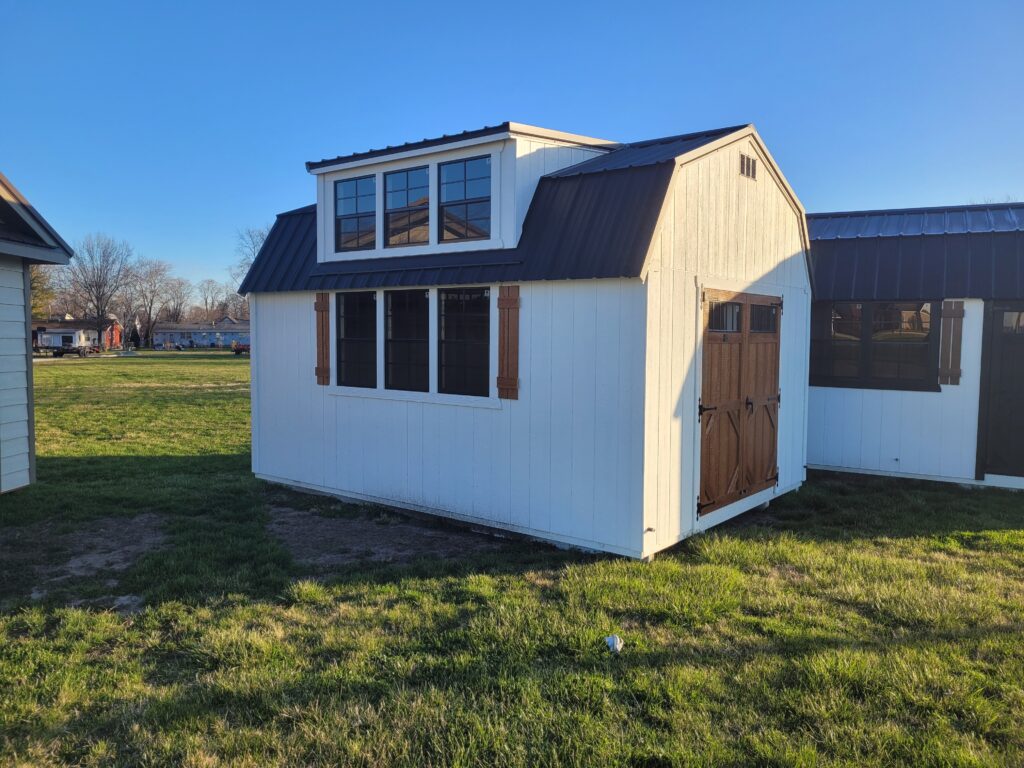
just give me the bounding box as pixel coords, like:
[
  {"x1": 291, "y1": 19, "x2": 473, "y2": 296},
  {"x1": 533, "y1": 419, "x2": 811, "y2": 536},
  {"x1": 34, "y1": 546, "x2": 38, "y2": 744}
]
[{"x1": 740, "y1": 153, "x2": 757, "y2": 180}]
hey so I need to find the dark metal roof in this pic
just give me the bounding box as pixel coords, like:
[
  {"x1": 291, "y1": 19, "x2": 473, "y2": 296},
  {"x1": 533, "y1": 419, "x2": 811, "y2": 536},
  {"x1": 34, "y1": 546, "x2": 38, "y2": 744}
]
[
  {"x1": 808, "y1": 203, "x2": 1024, "y2": 301},
  {"x1": 306, "y1": 122, "x2": 616, "y2": 172},
  {"x1": 809, "y1": 203, "x2": 1024, "y2": 240},
  {"x1": 306, "y1": 124, "x2": 513, "y2": 171},
  {"x1": 0, "y1": 171, "x2": 74, "y2": 263},
  {"x1": 239, "y1": 162, "x2": 674, "y2": 294},
  {"x1": 547, "y1": 124, "x2": 749, "y2": 177}
]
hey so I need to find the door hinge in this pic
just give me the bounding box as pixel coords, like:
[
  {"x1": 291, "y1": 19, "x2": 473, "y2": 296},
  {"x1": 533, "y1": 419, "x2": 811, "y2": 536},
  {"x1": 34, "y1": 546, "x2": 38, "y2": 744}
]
[{"x1": 698, "y1": 399, "x2": 717, "y2": 418}]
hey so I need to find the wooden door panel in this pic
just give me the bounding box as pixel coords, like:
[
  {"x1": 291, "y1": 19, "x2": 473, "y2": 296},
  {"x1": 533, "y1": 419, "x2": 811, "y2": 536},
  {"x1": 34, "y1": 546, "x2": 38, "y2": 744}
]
[
  {"x1": 744, "y1": 401, "x2": 779, "y2": 492},
  {"x1": 700, "y1": 408, "x2": 744, "y2": 509},
  {"x1": 700, "y1": 289, "x2": 781, "y2": 515}
]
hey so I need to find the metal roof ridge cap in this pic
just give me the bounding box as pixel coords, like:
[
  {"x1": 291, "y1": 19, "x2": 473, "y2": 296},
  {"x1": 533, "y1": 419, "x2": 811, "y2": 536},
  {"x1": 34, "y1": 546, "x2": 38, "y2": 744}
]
[
  {"x1": 808, "y1": 201, "x2": 1024, "y2": 218},
  {"x1": 544, "y1": 157, "x2": 679, "y2": 179}
]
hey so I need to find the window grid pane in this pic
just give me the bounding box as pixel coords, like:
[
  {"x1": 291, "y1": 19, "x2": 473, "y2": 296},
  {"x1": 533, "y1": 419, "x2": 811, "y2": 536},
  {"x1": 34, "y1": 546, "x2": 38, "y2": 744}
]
[
  {"x1": 809, "y1": 300, "x2": 938, "y2": 390},
  {"x1": 337, "y1": 291, "x2": 377, "y2": 388},
  {"x1": 438, "y1": 288, "x2": 490, "y2": 396},
  {"x1": 385, "y1": 290, "x2": 429, "y2": 392},
  {"x1": 385, "y1": 167, "x2": 429, "y2": 247},
  {"x1": 708, "y1": 302, "x2": 742, "y2": 332},
  {"x1": 335, "y1": 175, "x2": 376, "y2": 251},
  {"x1": 750, "y1": 304, "x2": 778, "y2": 333},
  {"x1": 439, "y1": 156, "x2": 491, "y2": 242}
]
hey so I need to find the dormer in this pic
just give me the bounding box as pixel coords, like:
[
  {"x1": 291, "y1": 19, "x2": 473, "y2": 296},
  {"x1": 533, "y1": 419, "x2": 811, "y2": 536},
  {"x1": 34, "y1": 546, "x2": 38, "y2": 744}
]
[{"x1": 306, "y1": 122, "x2": 615, "y2": 264}]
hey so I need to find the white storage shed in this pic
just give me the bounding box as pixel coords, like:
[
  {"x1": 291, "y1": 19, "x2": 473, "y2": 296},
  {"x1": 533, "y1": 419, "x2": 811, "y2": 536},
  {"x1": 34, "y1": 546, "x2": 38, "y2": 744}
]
[{"x1": 240, "y1": 122, "x2": 812, "y2": 558}]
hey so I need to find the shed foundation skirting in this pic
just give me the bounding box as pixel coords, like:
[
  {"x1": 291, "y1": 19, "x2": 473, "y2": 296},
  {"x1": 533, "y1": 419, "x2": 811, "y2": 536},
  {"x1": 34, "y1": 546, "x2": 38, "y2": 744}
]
[
  {"x1": 255, "y1": 473, "x2": 645, "y2": 559},
  {"x1": 807, "y1": 464, "x2": 1023, "y2": 491}
]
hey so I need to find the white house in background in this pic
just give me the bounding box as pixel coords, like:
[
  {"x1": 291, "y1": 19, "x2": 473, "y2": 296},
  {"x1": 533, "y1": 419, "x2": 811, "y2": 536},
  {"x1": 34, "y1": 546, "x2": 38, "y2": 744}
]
[
  {"x1": 0, "y1": 172, "x2": 73, "y2": 493},
  {"x1": 240, "y1": 122, "x2": 811, "y2": 558},
  {"x1": 806, "y1": 203, "x2": 1024, "y2": 489},
  {"x1": 151, "y1": 316, "x2": 250, "y2": 349}
]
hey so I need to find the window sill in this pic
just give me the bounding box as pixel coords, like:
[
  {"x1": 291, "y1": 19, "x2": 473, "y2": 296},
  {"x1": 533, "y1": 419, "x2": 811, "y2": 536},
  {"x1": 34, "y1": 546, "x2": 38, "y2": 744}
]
[
  {"x1": 810, "y1": 379, "x2": 942, "y2": 393},
  {"x1": 328, "y1": 386, "x2": 504, "y2": 409},
  {"x1": 325, "y1": 237, "x2": 505, "y2": 262}
]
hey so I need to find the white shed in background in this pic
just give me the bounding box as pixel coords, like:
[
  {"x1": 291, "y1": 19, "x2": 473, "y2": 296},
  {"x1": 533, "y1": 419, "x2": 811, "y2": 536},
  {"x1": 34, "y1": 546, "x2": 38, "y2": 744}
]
[{"x1": 241, "y1": 122, "x2": 811, "y2": 558}]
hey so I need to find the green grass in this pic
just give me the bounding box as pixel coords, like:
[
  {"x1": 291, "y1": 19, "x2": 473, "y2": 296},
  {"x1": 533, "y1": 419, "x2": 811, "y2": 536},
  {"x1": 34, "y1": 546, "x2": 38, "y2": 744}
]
[{"x1": 1, "y1": 353, "x2": 1023, "y2": 766}]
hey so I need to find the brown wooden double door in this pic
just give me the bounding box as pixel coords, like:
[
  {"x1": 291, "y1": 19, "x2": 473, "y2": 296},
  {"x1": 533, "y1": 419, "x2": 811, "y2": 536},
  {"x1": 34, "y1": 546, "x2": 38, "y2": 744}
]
[{"x1": 699, "y1": 289, "x2": 782, "y2": 515}]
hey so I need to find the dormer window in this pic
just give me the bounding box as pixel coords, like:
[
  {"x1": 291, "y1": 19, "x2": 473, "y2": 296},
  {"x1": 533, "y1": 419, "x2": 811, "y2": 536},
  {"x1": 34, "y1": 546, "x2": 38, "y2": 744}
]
[
  {"x1": 439, "y1": 156, "x2": 491, "y2": 241},
  {"x1": 335, "y1": 175, "x2": 376, "y2": 251},
  {"x1": 385, "y1": 167, "x2": 429, "y2": 246}
]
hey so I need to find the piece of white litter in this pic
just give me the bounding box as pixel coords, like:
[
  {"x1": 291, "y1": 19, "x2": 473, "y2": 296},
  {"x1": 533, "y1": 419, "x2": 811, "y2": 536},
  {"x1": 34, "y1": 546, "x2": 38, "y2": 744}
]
[{"x1": 605, "y1": 634, "x2": 624, "y2": 654}]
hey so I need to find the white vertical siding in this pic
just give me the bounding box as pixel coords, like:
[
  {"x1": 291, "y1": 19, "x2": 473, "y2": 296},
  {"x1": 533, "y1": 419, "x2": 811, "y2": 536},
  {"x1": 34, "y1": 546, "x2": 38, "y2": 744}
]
[
  {"x1": 641, "y1": 136, "x2": 811, "y2": 556},
  {"x1": 807, "y1": 298, "x2": 984, "y2": 481},
  {"x1": 0, "y1": 256, "x2": 30, "y2": 493},
  {"x1": 251, "y1": 279, "x2": 647, "y2": 556}
]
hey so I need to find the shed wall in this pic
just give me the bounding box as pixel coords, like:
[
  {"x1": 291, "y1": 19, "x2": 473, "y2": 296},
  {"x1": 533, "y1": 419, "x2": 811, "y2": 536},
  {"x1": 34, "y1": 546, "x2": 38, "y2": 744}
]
[
  {"x1": 0, "y1": 255, "x2": 30, "y2": 493},
  {"x1": 641, "y1": 135, "x2": 811, "y2": 556},
  {"x1": 251, "y1": 279, "x2": 647, "y2": 556},
  {"x1": 807, "y1": 298, "x2": 983, "y2": 482}
]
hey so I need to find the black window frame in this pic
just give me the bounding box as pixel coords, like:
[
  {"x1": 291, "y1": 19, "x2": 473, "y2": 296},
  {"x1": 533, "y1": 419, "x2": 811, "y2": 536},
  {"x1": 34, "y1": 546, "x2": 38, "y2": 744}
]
[
  {"x1": 384, "y1": 289, "x2": 429, "y2": 392},
  {"x1": 384, "y1": 166, "x2": 430, "y2": 248},
  {"x1": 438, "y1": 287, "x2": 490, "y2": 397},
  {"x1": 810, "y1": 300, "x2": 941, "y2": 392},
  {"x1": 438, "y1": 155, "x2": 492, "y2": 242},
  {"x1": 336, "y1": 291, "x2": 377, "y2": 389},
  {"x1": 334, "y1": 175, "x2": 376, "y2": 252}
]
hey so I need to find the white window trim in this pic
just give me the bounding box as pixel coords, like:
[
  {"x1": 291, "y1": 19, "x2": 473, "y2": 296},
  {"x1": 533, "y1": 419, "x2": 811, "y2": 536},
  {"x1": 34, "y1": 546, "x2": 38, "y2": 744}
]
[
  {"x1": 321, "y1": 143, "x2": 504, "y2": 263},
  {"x1": 330, "y1": 286, "x2": 502, "y2": 408}
]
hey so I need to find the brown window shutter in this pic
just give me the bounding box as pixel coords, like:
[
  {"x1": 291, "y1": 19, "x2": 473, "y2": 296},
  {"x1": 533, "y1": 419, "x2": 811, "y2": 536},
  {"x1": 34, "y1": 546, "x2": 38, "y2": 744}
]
[
  {"x1": 314, "y1": 292, "x2": 330, "y2": 386},
  {"x1": 939, "y1": 300, "x2": 964, "y2": 385},
  {"x1": 497, "y1": 285, "x2": 520, "y2": 399}
]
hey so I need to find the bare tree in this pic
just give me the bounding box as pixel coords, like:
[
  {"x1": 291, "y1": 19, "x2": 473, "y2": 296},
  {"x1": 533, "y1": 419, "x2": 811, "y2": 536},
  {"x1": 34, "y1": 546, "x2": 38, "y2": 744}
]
[
  {"x1": 161, "y1": 277, "x2": 193, "y2": 323},
  {"x1": 29, "y1": 265, "x2": 58, "y2": 318},
  {"x1": 196, "y1": 278, "x2": 224, "y2": 322},
  {"x1": 219, "y1": 280, "x2": 249, "y2": 320},
  {"x1": 111, "y1": 265, "x2": 143, "y2": 348},
  {"x1": 65, "y1": 234, "x2": 134, "y2": 349},
  {"x1": 230, "y1": 225, "x2": 270, "y2": 285},
  {"x1": 134, "y1": 258, "x2": 173, "y2": 347}
]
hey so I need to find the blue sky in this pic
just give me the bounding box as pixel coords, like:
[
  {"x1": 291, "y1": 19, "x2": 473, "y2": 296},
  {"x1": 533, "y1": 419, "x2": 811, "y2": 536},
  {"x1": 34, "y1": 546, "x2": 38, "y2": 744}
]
[{"x1": 3, "y1": 0, "x2": 1022, "y2": 284}]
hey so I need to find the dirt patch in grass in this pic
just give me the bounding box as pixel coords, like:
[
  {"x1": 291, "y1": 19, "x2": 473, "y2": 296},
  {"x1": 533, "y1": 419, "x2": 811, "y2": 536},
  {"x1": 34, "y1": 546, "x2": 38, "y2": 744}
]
[
  {"x1": 0, "y1": 513, "x2": 166, "y2": 610},
  {"x1": 267, "y1": 505, "x2": 509, "y2": 568}
]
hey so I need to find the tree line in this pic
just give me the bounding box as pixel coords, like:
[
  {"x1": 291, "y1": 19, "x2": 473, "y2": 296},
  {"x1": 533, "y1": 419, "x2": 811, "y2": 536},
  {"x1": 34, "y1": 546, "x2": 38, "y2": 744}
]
[{"x1": 30, "y1": 226, "x2": 268, "y2": 349}]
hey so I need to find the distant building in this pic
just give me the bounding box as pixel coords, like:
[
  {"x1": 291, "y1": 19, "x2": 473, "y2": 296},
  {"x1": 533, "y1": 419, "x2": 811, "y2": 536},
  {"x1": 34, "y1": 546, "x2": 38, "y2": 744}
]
[
  {"x1": 151, "y1": 316, "x2": 250, "y2": 348},
  {"x1": 32, "y1": 316, "x2": 123, "y2": 350}
]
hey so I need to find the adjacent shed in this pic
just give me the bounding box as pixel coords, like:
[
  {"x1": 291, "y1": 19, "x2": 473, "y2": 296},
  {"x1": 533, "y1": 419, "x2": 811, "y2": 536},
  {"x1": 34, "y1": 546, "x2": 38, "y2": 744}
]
[
  {"x1": 0, "y1": 172, "x2": 72, "y2": 493},
  {"x1": 807, "y1": 203, "x2": 1024, "y2": 488}
]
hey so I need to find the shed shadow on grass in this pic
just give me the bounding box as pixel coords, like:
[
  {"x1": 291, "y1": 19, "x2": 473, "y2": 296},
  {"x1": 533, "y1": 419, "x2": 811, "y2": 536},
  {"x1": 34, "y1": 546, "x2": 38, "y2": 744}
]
[{"x1": 710, "y1": 469, "x2": 1024, "y2": 544}]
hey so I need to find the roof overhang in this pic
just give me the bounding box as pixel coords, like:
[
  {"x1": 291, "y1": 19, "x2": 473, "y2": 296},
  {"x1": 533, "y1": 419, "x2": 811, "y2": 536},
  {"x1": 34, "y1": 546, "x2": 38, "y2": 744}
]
[
  {"x1": 0, "y1": 172, "x2": 73, "y2": 265},
  {"x1": 306, "y1": 122, "x2": 617, "y2": 175}
]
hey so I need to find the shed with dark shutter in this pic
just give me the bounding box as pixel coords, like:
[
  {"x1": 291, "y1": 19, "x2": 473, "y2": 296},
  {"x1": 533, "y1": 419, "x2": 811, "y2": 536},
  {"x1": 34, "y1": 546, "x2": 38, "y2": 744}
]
[{"x1": 806, "y1": 203, "x2": 1024, "y2": 488}]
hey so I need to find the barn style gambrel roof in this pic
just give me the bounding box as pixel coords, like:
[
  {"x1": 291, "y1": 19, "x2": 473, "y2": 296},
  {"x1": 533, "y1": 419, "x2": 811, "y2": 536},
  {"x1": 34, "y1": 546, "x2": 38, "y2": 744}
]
[
  {"x1": 808, "y1": 203, "x2": 1024, "y2": 301},
  {"x1": 239, "y1": 124, "x2": 809, "y2": 295}
]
